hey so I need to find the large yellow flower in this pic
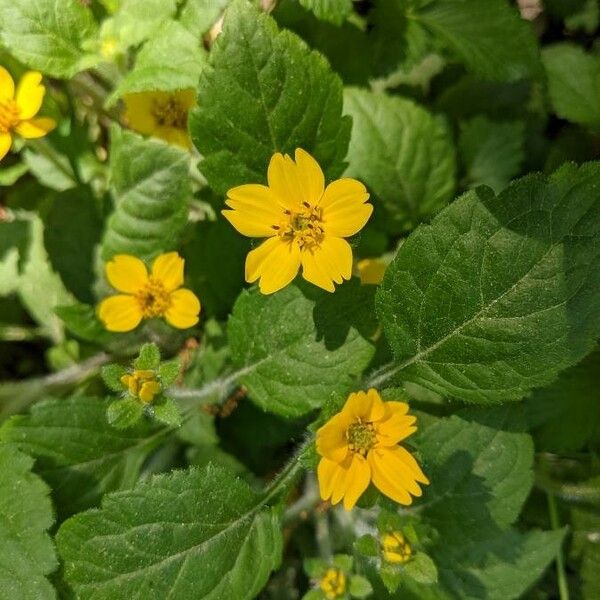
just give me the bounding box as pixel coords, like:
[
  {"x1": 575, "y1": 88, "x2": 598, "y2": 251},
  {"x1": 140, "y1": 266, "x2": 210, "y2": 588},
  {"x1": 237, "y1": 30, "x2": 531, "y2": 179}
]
[
  {"x1": 222, "y1": 149, "x2": 373, "y2": 294},
  {"x1": 98, "y1": 252, "x2": 200, "y2": 332},
  {"x1": 316, "y1": 389, "x2": 429, "y2": 510},
  {"x1": 0, "y1": 67, "x2": 56, "y2": 161},
  {"x1": 123, "y1": 90, "x2": 195, "y2": 149}
]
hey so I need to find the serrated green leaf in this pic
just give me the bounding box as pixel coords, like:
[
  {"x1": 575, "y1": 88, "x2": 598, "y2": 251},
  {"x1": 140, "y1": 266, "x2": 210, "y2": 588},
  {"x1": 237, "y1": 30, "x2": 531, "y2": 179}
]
[
  {"x1": 102, "y1": 126, "x2": 190, "y2": 261},
  {"x1": 543, "y1": 43, "x2": 600, "y2": 131},
  {"x1": 158, "y1": 359, "x2": 181, "y2": 387},
  {"x1": 134, "y1": 343, "x2": 161, "y2": 370},
  {"x1": 526, "y1": 349, "x2": 600, "y2": 452},
  {"x1": 376, "y1": 162, "x2": 600, "y2": 403},
  {"x1": 404, "y1": 553, "x2": 438, "y2": 585},
  {"x1": 415, "y1": 0, "x2": 540, "y2": 82},
  {"x1": 101, "y1": 363, "x2": 127, "y2": 392},
  {"x1": 228, "y1": 282, "x2": 375, "y2": 417},
  {"x1": 459, "y1": 117, "x2": 525, "y2": 193},
  {"x1": 0, "y1": 0, "x2": 99, "y2": 77},
  {"x1": 107, "y1": 398, "x2": 144, "y2": 429},
  {"x1": 151, "y1": 397, "x2": 181, "y2": 427},
  {"x1": 189, "y1": 0, "x2": 351, "y2": 195},
  {"x1": 299, "y1": 0, "x2": 352, "y2": 25},
  {"x1": 0, "y1": 396, "x2": 162, "y2": 518},
  {"x1": 344, "y1": 88, "x2": 456, "y2": 233},
  {"x1": 112, "y1": 21, "x2": 206, "y2": 99},
  {"x1": 0, "y1": 444, "x2": 57, "y2": 599},
  {"x1": 57, "y1": 464, "x2": 283, "y2": 600}
]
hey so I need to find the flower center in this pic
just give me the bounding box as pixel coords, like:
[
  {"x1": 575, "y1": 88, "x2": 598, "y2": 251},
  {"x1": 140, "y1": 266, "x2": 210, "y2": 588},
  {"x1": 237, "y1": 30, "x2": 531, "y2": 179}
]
[
  {"x1": 135, "y1": 277, "x2": 171, "y2": 318},
  {"x1": 0, "y1": 99, "x2": 19, "y2": 133},
  {"x1": 347, "y1": 420, "x2": 376, "y2": 456},
  {"x1": 151, "y1": 97, "x2": 188, "y2": 129},
  {"x1": 274, "y1": 201, "x2": 324, "y2": 249},
  {"x1": 381, "y1": 531, "x2": 413, "y2": 564},
  {"x1": 320, "y1": 568, "x2": 346, "y2": 600}
]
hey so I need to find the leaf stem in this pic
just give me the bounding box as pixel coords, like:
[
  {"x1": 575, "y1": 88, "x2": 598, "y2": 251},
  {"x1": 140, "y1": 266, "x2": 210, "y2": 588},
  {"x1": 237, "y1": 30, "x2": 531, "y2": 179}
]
[{"x1": 547, "y1": 492, "x2": 569, "y2": 600}]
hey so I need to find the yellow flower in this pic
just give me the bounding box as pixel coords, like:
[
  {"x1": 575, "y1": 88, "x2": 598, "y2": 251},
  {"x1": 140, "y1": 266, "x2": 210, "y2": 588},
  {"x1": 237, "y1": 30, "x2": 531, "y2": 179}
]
[
  {"x1": 123, "y1": 90, "x2": 195, "y2": 149},
  {"x1": 316, "y1": 389, "x2": 429, "y2": 510},
  {"x1": 319, "y1": 568, "x2": 346, "y2": 600},
  {"x1": 98, "y1": 252, "x2": 201, "y2": 332},
  {"x1": 120, "y1": 370, "x2": 161, "y2": 403},
  {"x1": 381, "y1": 531, "x2": 412, "y2": 564},
  {"x1": 222, "y1": 149, "x2": 373, "y2": 294},
  {"x1": 0, "y1": 67, "x2": 56, "y2": 161},
  {"x1": 357, "y1": 258, "x2": 386, "y2": 285}
]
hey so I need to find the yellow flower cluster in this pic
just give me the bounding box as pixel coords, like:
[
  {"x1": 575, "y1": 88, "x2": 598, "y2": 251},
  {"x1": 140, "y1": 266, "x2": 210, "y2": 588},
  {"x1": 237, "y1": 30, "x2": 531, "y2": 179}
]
[
  {"x1": 121, "y1": 370, "x2": 161, "y2": 404},
  {"x1": 0, "y1": 67, "x2": 55, "y2": 160},
  {"x1": 381, "y1": 531, "x2": 412, "y2": 564},
  {"x1": 319, "y1": 568, "x2": 346, "y2": 600}
]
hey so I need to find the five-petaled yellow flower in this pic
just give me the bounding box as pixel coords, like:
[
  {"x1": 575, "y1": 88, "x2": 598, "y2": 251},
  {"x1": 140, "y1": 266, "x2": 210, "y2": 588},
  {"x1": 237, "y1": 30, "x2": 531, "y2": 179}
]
[
  {"x1": 98, "y1": 252, "x2": 201, "y2": 332},
  {"x1": 223, "y1": 149, "x2": 373, "y2": 294},
  {"x1": 316, "y1": 389, "x2": 429, "y2": 510},
  {"x1": 0, "y1": 67, "x2": 56, "y2": 161},
  {"x1": 123, "y1": 90, "x2": 195, "y2": 149}
]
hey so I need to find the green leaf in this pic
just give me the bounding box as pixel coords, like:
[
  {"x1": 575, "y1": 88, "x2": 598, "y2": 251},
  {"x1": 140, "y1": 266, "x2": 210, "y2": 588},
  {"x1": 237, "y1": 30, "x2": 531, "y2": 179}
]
[
  {"x1": 101, "y1": 363, "x2": 127, "y2": 392},
  {"x1": 158, "y1": 359, "x2": 181, "y2": 387},
  {"x1": 0, "y1": 444, "x2": 57, "y2": 599},
  {"x1": 349, "y1": 574, "x2": 373, "y2": 598},
  {"x1": 526, "y1": 349, "x2": 600, "y2": 452},
  {"x1": 228, "y1": 282, "x2": 375, "y2": 417},
  {"x1": 102, "y1": 126, "x2": 190, "y2": 261},
  {"x1": 376, "y1": 162, "x2": 600, "y2": 403},
  {"x1": 151, "y1": 397, "x2": 182, "y2": 427},
  {"x1": 179, "y1": 0, "x2": 230, "y2": 38},
  {"x1": 112, "y1": 21, "x2": 206, "y2": 99},
  {"x1": 57, "y1": 464, "x2": 283, "y2": 600},
  {"x1": 22, "y1": 149, "x2": 77, "y2": 192},
  {"x1": 543, "y1": 43, "x2": 600, "y2": 130},
  {"x1": 404, "y1": 553, "x2": 438, "y2": 585},
  {"x1": 108, "y1": 0, "x2": 178, "y2": 47},
  {"x1": 459, "y1": 117, "x2": 525, "y2": 193},
  {"x1": 0, "y1": 162, "x2": 28, "y2": 186},
  {"x1": 43, "y1": 187, "x2": 103, "y2": 304},
  {"x1": 344, "y1": 88, "x2": 456, "y2": 233},
  {"x1": 415, "y1": 0, "x2": 540, "y2": 82},
  {"x1": 189, "y1": 0, "x2": 351, "y2": 195},
  {"x1": 0, "y1": 0, "x2": 99, "y2": 77},
  {"x1": 299, "y1": 0, "x2": 353, "y2": 25},
  {"x1": 0, "y1": 396, "x2": 161, "y2": 518},
  {"x1": 134, "y1": 343, "x2": 161, "y2": 370},
  {"x1": 572, "y1": 506, "x2": 600, "y2": 600},
  {"x1": 107, "y1": 398, "x2": 144, "y2": 429},
  {"x1": 55, "y1": 302, "x2": 115, "y2": 346}
]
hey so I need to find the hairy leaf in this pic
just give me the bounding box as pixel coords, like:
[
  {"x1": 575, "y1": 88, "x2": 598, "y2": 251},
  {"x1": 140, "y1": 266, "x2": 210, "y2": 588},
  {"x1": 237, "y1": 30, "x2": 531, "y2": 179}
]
[
  {"x1": 299, "y1": 0, "x2": 352, "y2": 25},
  {"x1": 376, "y1": 162, "x2": 600, "y2": 402},
  {"x1": 57, "y1": 464, "x2": 282, "y2": 600},
  {"x1": 189, "y1": 0, "x2": 351, "y2": 194}
]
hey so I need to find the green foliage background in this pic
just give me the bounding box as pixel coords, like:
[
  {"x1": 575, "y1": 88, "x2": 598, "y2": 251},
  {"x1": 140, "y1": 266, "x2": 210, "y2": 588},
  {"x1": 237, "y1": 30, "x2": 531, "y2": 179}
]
[{"x1": 0, "y1": 0, "x2": 599, "y2": 598}]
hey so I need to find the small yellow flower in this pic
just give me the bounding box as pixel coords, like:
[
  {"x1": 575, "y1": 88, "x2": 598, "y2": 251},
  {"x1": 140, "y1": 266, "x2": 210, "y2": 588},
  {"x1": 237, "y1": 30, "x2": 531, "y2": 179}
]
[
  {"x1": 123, "y1": 90, "x2": 195, "y2": 149},
  {"x1": 0, "y1": 67, "x2": 56, "y2": 161},
  {"x1": 98, "y1": 252, "x2": 201, "y2": 332},
  {"x1": 320, "y1": 568, "x2": 346, "y2": 600},
  {"x1": 357, "y1": 258, "x2": 386, "y2": 285},
  {"x1": 120, "y1": 370, "x2": 161, "y2": 403},
  {"x1": 316, "y1": 389, "x2": 429, "y2": 510},
  {"x1": 381, "y1": 531, "x2": 412, "y2": 564},
  {"x1": 222, "y1": 149, "x2": 373, "y2": 294}
]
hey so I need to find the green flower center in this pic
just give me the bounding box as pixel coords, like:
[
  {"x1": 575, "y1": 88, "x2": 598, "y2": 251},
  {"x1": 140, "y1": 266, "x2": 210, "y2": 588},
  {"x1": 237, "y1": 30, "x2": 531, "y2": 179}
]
[
  {"x1": 135, "y1": 277, "x2": 171, "y2": 318},
  {"x1": 0, "y1": 99, "x2": 19, "y2": 133},
  {"x1": 347, "y1": 421, "x2": 376, "y2": 456}
]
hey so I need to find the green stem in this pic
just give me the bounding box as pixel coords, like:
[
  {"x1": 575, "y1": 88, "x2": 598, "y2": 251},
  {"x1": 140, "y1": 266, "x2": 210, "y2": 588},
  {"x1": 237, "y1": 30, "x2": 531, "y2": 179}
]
[{"x1": 547, "y1": 492, "x2": 569, "y2": 600}]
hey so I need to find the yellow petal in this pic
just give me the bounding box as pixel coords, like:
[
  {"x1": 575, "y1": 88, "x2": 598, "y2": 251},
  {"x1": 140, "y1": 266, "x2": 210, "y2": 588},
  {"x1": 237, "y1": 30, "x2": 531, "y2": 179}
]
[
  {"x1": 164, "y1": 288, "x2": 200, "y2": 329},
  {"x1": 294, "y1": 148, "x2": 324, "y2": 206},
  {"x1": 105, "y1": 255, "x2": 148, "y2": 293},
  {"x1": 342, "y1": 389, "x2": 386, "y2": 423},
  {"x1": 245, "y1": 237, "x2": 301, "y2": 294},
  {"x1": 98, "y1": 295, "x2": 143, "y2": 332},
  {"x1": 394, "y1": 445, "x2": 430, "y2": 485},
  {"x1": 320, "y1": 179, "x2": 372, "y2": 237},
  {"x1": 267, "y1": 152, "x2": 303, "y2": 209},
  {"x1": 139, "y1": 380, "x2": 161, "y2": 403},
  {"x1": 0, "y1": 133, "x2": 12, "y2": 161},
  {"x1": 316, "y1": 413, "x2": 350, "y2": 462},
  {"x1": 324, "y1": 453, "x2": 370, "y2": 509},
  {"x1": 357, "y1": 258, "x2": 386, "y2": 285},
  {"x1": 15, "y1": 71, "x2": 45, "y2": 120},
  {"x1": 223, "y1": 184, "x2": 282, "y2": 237},
  {"x1": 375, "y1": 410, "x2": 417, "y2": 447},
  {"x1": 0, "y1": 66, "x2": 15, "y2": 100},
  {"x1": 368, "y1": 446, "x2": 428, "y2": 505},
  {"x1": 15, "y1": 117, "x2": 56, "y2": 139},
  {"x1": 123, "y1": 92, "x2": 156, "y2": 134},
  {"x1": 318, "y1": 457, "x2": 343, "y2": 502},
  {"x1": 301, "y1": 236, "x2": 352, "y2": 292},
  {"x1": 176, "y1": 89, "x2": 197, "y2": 110},
  {"x1": 257, "y1": 239, "x2": 301, "y2": 294},
  {"x1": 342, "y1": 454, "x2": 371, "y2": 510},
  {"x1": 151, "y1": 252, "x2": 184, "y2": 292},
  {"x1": 154, "y1": 125, "x2": 191, "y2": 149}
]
